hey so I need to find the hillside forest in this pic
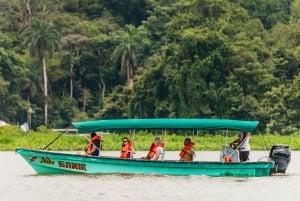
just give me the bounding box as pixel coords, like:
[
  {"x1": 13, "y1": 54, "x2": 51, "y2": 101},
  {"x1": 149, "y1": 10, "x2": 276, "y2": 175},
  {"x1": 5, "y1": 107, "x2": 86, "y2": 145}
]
[{"x1": 1, "y1": 0, "x2": 300, "y2": 134}]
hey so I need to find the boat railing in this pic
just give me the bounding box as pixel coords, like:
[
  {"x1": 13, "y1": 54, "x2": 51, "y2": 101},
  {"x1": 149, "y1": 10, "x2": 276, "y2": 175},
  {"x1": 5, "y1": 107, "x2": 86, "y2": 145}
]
[{"x1": 52, "y1": 128, "x2": 78, "y2": 134}]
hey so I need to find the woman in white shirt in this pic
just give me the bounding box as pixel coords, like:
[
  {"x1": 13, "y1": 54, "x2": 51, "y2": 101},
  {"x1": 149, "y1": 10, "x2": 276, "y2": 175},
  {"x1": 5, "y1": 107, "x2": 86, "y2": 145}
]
[{"x1": 230, "y1": 132, "x2": 250, "y2": 162}]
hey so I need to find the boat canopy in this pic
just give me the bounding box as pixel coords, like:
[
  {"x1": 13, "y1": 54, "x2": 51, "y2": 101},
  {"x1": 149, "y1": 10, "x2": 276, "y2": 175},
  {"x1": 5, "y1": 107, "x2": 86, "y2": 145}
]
[{"x1": 72, "y1": 118, "x2": 259, "y2": 133}]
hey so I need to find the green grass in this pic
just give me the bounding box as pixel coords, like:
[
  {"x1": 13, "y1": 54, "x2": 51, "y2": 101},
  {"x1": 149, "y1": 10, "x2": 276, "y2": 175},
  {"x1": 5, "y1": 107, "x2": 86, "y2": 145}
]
[{"x1": 1, "y1": 126, "x2": 300, "y2": 151}]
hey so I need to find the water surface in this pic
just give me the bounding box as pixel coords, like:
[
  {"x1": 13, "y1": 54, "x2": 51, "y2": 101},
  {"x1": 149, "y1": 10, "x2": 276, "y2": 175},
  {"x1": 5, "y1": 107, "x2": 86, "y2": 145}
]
[{"x1": 1, "y1": 151, "x2": 299, "y2": 201}]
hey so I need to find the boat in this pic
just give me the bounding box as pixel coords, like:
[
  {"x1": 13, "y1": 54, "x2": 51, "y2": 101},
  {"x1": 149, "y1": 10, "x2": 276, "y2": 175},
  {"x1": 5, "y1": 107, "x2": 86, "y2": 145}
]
[{"x1": 16, "y1": 118, "x2": 278, "y2": 177}]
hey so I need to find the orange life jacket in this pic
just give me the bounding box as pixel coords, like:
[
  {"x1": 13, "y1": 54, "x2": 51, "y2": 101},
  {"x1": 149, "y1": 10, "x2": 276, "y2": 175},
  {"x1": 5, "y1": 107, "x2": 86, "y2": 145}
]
[
  {"x1": 179, "y1": 142, "x2": 195, "y2": 158},
  {"x1": 146, "y1": 142, "x2": 164, "y2": 159},
  {"x1": 224, "y1": 155, "x2": 233, "y2": 163},
  {"x1": 120, "y1": 143, "x2": 133, "y2": 159},
  {"x1": 86, "y1": 135, "x2": 101, "y2": 153}
]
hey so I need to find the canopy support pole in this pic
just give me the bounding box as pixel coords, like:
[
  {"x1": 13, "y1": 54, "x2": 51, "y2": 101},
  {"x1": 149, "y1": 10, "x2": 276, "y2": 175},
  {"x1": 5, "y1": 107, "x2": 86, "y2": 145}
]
[
  {"x1": 164, "y1": 130, "x2": 167, "y2": 144},
  {"x1": 131, "y1": 129, "x2": 136, "y2": 159},
  {"x1": 130, "y1": 129, "x2": 135, "y2": 141}
]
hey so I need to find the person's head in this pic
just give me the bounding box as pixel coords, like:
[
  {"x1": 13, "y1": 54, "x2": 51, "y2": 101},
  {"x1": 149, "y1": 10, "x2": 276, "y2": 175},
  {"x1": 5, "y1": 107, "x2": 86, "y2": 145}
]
[
  {"x1": 239, "y1": 132, "x2": 249, "y2": 139},
  {"x1": 184, "y1": 138, "x2": 192, "y2": 145},
  {"x1": 243, "y1": 132, "x2": 250, "y2": 137},
  {"x1": 90, "y1": 132, "x2": 97, "y2": 138},
  {"x1": 122, "y1": 137, "x2": 129, "y2": 145},
  {"x1": 154, "y1": 136, "x2": 161, "y2": 144},
  {"x1": 240, "y1": 131, "x2": 249, "y2": 135}
]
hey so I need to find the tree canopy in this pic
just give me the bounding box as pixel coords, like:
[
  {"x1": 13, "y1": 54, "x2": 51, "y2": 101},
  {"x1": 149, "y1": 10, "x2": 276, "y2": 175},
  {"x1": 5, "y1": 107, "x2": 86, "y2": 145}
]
[{"x1": 1, "y1": 0, "x2": 300, "y2": 134}]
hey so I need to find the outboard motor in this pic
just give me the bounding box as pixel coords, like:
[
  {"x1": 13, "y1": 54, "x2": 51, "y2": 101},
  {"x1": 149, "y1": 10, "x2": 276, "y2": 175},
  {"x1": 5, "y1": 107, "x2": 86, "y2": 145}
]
[{"x1": 269, "y1": 144, "x2": 291, "y2": 173}]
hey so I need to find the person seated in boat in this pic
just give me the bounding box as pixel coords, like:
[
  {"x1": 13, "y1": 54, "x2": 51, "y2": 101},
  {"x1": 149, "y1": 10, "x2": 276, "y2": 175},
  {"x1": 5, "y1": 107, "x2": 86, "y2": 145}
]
[
  {"x1": 230, "y1": 132, "x2": 250, "y2": 162},
  {"x1": 179, "y1": 138, "x2": 196, "y2": 162},
  {"x1": 120, "y1": 137, "x2": 136, "y2": 159},
  {"x1": 142, "y1": 136, "x2": 165, "y2": 161},
  {"x1": 84, "y1": 132, "x2": 102, "y2": 156}
]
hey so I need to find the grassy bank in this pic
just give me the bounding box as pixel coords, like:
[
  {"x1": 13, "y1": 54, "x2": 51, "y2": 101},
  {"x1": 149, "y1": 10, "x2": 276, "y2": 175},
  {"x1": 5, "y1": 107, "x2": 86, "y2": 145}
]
[{"x1": 1, "y1": 126, "x2": 300, "y2": 151}]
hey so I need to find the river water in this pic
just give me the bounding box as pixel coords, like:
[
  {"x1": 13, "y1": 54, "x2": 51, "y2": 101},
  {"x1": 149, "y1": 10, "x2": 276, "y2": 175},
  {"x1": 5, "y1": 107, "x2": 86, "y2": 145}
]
[{"x1": 0, "y1": 150, "x2": 299, "y2": 201}]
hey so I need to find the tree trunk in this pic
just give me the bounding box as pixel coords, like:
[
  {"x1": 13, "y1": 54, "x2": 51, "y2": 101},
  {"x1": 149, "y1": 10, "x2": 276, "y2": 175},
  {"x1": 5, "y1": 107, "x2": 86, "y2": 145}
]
[
  {"x1": 70, "y1": 63, "x2": 73, "y2": 98},
  {"x1": 13, "y1": 0, "x2": 32, "y2": 32},
  {"x1": 83, "y1": 85, "x2": 87, "y2": 112},
  {"x1": 25, "y1": 0, "x2": 32, "y2": 17},
  {"x1": 42, "y1": 56, "x2": 48, "y2": 125},
  {"x1": 98, "y1": 77, "x2": 106, "y2": 100},
  {"x1": 126, "y1": 59, "x2": 133, "y2": 88}
]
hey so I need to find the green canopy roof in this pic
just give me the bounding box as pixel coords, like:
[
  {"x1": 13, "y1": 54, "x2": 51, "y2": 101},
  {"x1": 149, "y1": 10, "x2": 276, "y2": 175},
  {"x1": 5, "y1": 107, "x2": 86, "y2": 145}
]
[{"x1": 72, "y1": 118, "x2": 259, "y2": 133}]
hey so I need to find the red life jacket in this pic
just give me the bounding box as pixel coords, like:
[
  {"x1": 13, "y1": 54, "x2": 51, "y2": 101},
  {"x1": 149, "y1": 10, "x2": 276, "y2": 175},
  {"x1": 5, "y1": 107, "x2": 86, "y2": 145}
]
[
  {"x1": 86, "y1": 135, "x2": 101, "y2": 153},
  {"x1": 179, "y1": 142, "x2": 195, "y2": 157},
  {"x1": 120, "y1": 143, "x2": 133, "y2": 159},
  {"x1": 146, "y1": 142, "x2": 164, "y2": 159}
]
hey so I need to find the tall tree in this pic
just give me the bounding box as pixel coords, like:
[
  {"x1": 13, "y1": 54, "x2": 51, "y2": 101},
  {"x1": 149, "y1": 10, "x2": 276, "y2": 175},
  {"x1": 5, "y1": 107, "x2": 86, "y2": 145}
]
[
  {"x1": 23, "y1": 19, "x2": 60, "y2": 125},
  {"x1": 111, "y1": 24, "x2": 144, "y2": 88},
  {"x1": 60, "y1": 34, "x2": 89, "y2": 98}
]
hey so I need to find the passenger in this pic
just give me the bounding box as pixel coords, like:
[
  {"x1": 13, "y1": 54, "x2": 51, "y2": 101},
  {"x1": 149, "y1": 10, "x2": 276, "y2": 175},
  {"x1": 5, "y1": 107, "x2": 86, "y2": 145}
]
[
  {"x1": 142, "y1": 136, "x2": 165, "y2": 161},
  {"x1": 120, "y1": 137, "x2": 136, "y2": 159},
  {"x1": 230, "y1": 132, "x2": 250, "y2": 162},
  {"x1": 179, "y1": 138, "x2": 196, "y2": 162},
  {"x1": 84, "y1": 132, "x2": 102, "y2": 156}
]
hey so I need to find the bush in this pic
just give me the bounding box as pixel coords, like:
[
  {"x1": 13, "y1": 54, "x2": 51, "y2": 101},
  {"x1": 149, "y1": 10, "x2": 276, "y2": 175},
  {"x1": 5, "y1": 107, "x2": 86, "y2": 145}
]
[{"x1": 0, "y1": 125, "x2": 25, "y2": 136}]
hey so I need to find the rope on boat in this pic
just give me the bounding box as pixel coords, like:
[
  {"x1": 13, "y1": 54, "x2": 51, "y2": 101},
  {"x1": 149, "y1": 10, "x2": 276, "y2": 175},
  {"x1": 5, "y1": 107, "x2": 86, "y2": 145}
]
[{"x1": 258, "y1": 132, "x2": 270, "y2": 159}]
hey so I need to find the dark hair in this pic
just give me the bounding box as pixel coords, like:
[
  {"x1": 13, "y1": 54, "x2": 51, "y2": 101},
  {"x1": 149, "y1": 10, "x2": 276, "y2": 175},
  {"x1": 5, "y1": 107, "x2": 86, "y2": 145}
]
[
  {"x1": 90, "y1": 132, "x2": 97, "y2": 137},
  {"x1": 184, "y1": 138, "x2": 192, "y2": 143}
]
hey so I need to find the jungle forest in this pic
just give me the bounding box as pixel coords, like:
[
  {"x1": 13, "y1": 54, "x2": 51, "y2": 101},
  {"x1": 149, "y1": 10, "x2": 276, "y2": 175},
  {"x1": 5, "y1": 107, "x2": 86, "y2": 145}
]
[{"x1": 1, "y1": 0, "x2": 300, "y2": 134}]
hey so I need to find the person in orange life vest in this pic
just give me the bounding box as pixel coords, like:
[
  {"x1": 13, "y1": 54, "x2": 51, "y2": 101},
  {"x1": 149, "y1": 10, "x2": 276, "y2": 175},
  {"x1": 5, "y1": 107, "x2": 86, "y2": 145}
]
[
  {"x1": 120, "y1": 137, "x2": 136, "y2": 159},
  {"x1": 230, "y1": 132, "x2": 250, "y2": 162},
  {"x1": 84, "y1": 132, "x2": 102, "y2": 156},
  {"x1": 179, "y1": 138, "x2": 196, "y2": 162},
  {"x1": 142, "y1": 136, "x2": 165, "y2": 160}
]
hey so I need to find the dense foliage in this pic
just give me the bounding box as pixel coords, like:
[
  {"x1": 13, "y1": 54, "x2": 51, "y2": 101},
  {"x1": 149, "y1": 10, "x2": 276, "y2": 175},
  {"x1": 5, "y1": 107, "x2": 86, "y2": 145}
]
[
  {"x1": 1, "y1": 0, "x2": 300, "y2": 134},
  {"x1": 1, "y1": 126, "x2": 299, "y2": 151}
]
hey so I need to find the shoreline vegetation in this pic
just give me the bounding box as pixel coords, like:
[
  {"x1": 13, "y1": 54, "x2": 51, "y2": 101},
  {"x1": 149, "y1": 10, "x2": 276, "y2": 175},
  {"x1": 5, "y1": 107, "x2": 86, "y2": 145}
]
[{"x1": 1, "y1": 126, "x2": 299, "y2": 151}]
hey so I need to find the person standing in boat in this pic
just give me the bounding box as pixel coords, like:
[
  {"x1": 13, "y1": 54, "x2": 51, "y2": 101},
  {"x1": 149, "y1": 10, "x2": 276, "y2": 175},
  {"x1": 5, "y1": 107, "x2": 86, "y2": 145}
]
[
  {"x1": 230, "y1": 132, "x2": 250, "y2": 162},
  {"x1": 179, "y1": 138, "x2": 196, "y2": 162},
  {"x1": 142, "y1": 136, "x2": 165, "y2": 160},
  {"x1": 120, "y1": 137, "x2": 136, "y2": 159},
  {"x1": 84, "y1": 132, "x2": 102, "y2": 156}
]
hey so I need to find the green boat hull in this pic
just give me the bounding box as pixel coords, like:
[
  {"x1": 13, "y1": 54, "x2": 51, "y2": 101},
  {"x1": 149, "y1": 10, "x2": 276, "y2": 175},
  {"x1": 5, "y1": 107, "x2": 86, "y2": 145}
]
[{"x1": 16, "y1": 148, "x2": 274, "y2": 177}]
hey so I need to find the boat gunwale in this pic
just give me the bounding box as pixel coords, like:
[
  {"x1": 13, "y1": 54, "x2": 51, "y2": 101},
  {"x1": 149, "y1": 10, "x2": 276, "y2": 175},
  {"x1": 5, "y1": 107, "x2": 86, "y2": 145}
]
[{"x1": 15, "y1": 148, "x2": 275, "y2": 166}]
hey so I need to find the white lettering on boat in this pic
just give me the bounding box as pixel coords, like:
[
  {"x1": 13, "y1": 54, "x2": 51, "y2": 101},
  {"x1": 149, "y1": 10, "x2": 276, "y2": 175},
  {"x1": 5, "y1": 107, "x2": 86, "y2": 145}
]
[{"x1": 58, "y1": 161, "x2": 87, "y2": 171}]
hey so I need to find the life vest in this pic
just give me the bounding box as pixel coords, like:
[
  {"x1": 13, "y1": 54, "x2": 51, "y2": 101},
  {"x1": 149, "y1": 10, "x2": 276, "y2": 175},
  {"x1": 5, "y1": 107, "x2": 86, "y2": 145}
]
[
  {"x1": 120, "y1": 142, "x2": 133, "y2": 159},
  {"x1": 179, "y1": 142, "x2": 195, "y2": 159},
  {"x1": 224, "y1": 155, "x2": 233, "y2": 163},
  {"x1": 146, "y1": 142, "x2": 165, "y2": 159},
  {"x1": 86, "y1": 135, "x2": 101, "y2": 154}
]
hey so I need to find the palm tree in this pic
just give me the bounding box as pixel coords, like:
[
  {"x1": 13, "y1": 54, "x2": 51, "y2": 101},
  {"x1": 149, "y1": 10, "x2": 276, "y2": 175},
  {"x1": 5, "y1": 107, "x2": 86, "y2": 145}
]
[
  {"x1": 23, "y1": 19, "x2": 60, "y2": 125},
  {"x1": 111, "y1": 24, "x2": 143, "y2": 88}
]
